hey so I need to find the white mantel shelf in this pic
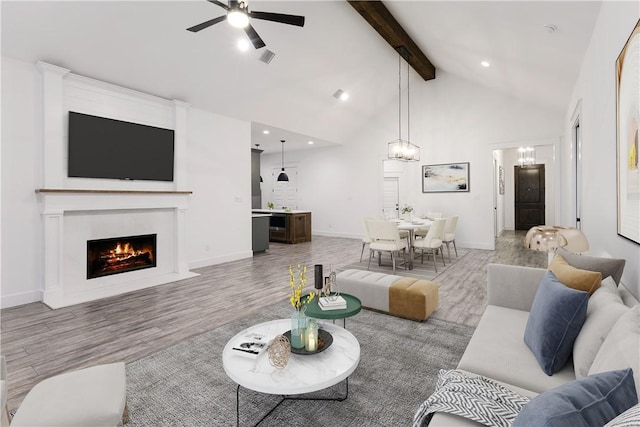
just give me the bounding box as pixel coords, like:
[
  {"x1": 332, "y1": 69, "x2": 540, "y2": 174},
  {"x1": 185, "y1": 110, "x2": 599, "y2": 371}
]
[
  {"x1": 36, "y1": 188, "x2": 192, "y2": 214},
  {"x1": 36, "y1": 189, "x2": 193, "y2": 194}
]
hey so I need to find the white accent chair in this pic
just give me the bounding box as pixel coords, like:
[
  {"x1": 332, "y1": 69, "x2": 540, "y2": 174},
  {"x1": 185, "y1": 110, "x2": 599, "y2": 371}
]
[
  {"x1": 367, "y1": 220, "x2": 408, "y2": 274},
  {"x1": 443, "y1": 215, "x2": 459, "y2": 261},
  {"x1": 413, "y1": 218, "x2": 447, "y2": 272},
  {"x1": 3, "y1": 356, "x2": 128, "y2": 427}
]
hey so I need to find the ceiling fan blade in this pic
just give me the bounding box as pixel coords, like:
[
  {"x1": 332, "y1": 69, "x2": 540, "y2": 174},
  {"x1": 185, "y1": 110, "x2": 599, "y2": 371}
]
[
  {"x1": 186, "y1": 15, "x2": 226, "y2": 32},
  {"x1": 249, "y1": 11, "x2": 305, "y2": 27},
  {"x1": 206, "y1": 0, "x2": 228, "y2": 10},
  {"x1": 244, "y1": 24, "x2": 266, "y2": 49}
]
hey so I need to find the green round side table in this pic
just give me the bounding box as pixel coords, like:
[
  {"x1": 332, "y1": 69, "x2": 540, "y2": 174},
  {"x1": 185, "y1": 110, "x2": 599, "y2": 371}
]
[{"x1": 304, "y1": 293, "x2": 362, "y2": 328}]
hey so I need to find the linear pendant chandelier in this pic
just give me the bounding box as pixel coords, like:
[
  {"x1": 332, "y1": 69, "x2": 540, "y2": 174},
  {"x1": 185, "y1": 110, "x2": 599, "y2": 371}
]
[{"x1": 388, "y1": 46, "x2": 420, "y2": 162}]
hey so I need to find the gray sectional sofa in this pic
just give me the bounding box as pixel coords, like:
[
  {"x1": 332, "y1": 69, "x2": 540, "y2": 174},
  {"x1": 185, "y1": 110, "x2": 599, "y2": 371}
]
[{"x1": 429, "y1": 248, "x2": 639, "y2": 426}]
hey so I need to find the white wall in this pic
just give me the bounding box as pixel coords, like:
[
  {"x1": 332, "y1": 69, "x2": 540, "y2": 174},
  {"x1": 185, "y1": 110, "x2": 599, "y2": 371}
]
[
  {"x1": 1, "y1": 58, "x2": 41, "y2": 306},
  {"x1": 0, "y1": 57, "x2": 252, "y2": 307},
  {"x1": 563, "y1": 2, "x2": 640, "y2": 298},
  {"x1": 262, "y1": 70, "x2": 564, "y2": 250},
  {"x1": 186, "y1": 108, "x2": 252, "y2": 268}
]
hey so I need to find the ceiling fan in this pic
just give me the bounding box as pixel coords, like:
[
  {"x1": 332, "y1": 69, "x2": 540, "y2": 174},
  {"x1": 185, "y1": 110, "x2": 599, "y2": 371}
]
[{"x1": 187, "y1": 0, "x2": 305, "y2": 49}]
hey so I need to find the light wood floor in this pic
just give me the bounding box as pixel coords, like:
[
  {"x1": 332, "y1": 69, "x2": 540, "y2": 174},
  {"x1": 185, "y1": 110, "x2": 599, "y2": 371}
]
[{"x1": 0, "y1": 230, "x2": 545, "y2": 411}]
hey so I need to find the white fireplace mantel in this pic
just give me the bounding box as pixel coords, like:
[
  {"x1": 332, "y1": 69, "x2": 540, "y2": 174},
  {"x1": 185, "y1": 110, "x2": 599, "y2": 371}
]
[
  {"x1": 36, "y1": 188, "x2": 192, "y2": 213},
  {"x1": 35, "y1": 62, "x2": 198, "y2": 309},
  {"x1": 36, "y1": 189, "x2": 198, "y2": 309}
]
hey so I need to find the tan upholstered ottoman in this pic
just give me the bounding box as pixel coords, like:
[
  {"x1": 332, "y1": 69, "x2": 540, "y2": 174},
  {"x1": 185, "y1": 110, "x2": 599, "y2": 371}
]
[
  {"x1": 389, "y1": 277, "x2": 439, "y2": 321},
  {"x1": 336, "y1": 270, "x2": 439, "y2": 322}
]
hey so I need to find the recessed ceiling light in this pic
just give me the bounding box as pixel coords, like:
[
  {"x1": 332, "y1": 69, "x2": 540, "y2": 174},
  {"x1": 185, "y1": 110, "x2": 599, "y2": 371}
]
[
  {"x1": 543, "y1": 24, "x2": 557, "y2": 34},
  {"x1": 481, "y1": 60, "x2": 490, "y2": 68},
  {"x1": 262, "y1": 130, "x2": 270, "y2": 135},
  {"x1": 308, "y1": 140, "x2": 314, "y2": 145},
  {"x1": 333, "y1": 89, "x2": 349, "y2": 101},
  {"x1": 237, "y1": 39, "x2": 250, "y2": 52}
]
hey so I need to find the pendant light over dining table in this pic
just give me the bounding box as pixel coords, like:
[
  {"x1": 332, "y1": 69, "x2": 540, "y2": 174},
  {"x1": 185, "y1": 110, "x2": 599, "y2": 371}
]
[
  {"x1": 388, "y1": 46, "x2": 420, "y2": 162},
  {"x1": 277, "y1": 139, "x2": 289, "y2": 182}
]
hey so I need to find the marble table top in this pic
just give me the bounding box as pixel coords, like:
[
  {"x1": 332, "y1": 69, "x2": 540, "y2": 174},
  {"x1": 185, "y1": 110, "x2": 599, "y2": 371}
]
[{"x1": 222, "y1": 319, "x2": 360, "y2": 395}]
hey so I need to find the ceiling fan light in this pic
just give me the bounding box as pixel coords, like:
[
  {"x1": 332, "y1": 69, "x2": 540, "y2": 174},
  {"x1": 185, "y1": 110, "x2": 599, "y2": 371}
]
[{"x1": 227, "y1": 10, "x2": 249, "y2": 28}]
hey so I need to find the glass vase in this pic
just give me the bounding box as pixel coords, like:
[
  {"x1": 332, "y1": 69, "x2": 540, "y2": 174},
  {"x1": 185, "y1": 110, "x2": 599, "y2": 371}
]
[{"x1": 290, "y1": 307, "x2": 307, "y2": 349}]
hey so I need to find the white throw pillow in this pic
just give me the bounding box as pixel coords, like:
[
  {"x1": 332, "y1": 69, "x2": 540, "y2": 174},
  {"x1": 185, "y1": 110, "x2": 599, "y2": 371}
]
[
  {"x1": 573, "y1": 277, "x2": 630, "y2": 378},
  {"x1": 589, "y1": 305, "x2": 640, "y2": 398}
]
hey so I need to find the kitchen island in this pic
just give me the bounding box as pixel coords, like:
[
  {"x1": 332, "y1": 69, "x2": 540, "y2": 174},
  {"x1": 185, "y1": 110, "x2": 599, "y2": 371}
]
[{"x1": 252, "y1": 209, "x2": 312, "y2": 244}]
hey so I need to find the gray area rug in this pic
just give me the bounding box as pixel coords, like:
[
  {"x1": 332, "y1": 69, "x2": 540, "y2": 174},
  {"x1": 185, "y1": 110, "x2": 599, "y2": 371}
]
[
  {"x1": 344, "y1": 248, "x2": 469, "y2": 281},
  {"x1": 123, "y1": 300, "x2": 474, "y2": 426}
]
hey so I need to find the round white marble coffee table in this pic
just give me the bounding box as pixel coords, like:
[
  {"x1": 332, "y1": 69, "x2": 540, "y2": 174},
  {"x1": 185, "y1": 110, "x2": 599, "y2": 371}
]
[{"x1": 223, "y1": 318, "x2": 360, "y2": 426}]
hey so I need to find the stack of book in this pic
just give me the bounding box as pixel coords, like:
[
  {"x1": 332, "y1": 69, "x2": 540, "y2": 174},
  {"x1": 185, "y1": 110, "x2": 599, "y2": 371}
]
[
  {"x1": 231, "y1": 332, "x2": 271, "y2": 358},
  {"x1": 318, "y1": 296, "x2": 347, "y2": 311}
]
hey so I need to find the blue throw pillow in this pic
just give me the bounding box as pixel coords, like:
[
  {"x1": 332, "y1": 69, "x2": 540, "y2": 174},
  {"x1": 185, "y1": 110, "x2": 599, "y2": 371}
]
[
  {"x1": 512, "y1": 369, "x2": 638, "y2": 427},
  {"x1": 524, "y1": 270, "x2": 588, "y2": 375}
]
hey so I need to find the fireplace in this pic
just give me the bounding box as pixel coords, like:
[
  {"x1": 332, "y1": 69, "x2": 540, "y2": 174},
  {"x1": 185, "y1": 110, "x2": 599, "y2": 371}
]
[{"x1": 87, "y1": 234, "x2": 156, "y2": 279}]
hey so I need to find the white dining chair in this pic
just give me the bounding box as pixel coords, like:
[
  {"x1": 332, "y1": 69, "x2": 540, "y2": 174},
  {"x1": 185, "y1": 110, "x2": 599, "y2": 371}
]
[
  {"x1": 443, "y1": 216, "x2": 459, "y2": 261},
  {"x1": 415, "y1": 213, "x2": 441, "y2": 238},
  {"x1": 360, "y1": 216, "x2": 374, "y2": 262},
  {"x1": 414, "y1": 226, "x2": 428, "y2": 239},
  {"x1": 413, "y1": 218, "x2": 446, "y2": 272},
  {"x1": 367, "y1": 220, "x2": 408, "y2": 274}
]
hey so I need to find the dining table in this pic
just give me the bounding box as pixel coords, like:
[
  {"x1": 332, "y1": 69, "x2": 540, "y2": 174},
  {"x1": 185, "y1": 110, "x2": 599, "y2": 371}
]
[{"x1": 391, "y1": 218, "x2": 433, "y2": 269}]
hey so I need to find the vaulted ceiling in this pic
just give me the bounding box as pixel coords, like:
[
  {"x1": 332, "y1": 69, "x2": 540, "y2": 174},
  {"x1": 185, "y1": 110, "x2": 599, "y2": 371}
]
[{"x1": 1, "y1": 1, "x2": 601, "y2": 153}]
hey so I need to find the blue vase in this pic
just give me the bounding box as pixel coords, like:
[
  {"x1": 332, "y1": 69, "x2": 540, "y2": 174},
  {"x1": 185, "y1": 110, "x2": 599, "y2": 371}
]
[{"x1": 290, "y1": 308, "x2": 307, "y2": 349}]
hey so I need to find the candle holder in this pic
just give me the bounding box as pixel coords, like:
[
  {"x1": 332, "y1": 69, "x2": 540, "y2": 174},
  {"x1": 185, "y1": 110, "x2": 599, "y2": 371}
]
[{"x1": 305, "y1": 319, "x2": 318, "y2": 352}]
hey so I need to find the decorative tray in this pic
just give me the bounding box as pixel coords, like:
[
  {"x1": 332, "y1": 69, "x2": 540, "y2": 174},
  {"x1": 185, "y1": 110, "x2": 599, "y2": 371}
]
[{"x1": 283, "y1": 329, "x2": 333, "y2": 355}]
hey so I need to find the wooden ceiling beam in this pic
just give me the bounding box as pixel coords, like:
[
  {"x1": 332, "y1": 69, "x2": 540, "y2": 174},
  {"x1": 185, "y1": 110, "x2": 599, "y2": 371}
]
[{"x1": 347, "y1": 0, "x2": 436, "y2": 81}]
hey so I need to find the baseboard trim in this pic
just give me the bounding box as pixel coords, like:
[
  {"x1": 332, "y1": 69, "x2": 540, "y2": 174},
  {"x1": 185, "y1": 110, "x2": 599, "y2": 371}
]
[
  {"x1": 0, "y1": 289, "x2": 43, "y2": 309},
  {"x1": 189, "y1": 250, "x2": 253, "y2": 269},
  {"x1": 313, "y1": 231, "x2": 360, "y2": 239}
]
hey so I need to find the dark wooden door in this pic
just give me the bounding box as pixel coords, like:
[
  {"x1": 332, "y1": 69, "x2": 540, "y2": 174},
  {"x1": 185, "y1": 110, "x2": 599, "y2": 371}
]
[{"x1": 515, "y1": 164, "x2": 545, "y2": 230}]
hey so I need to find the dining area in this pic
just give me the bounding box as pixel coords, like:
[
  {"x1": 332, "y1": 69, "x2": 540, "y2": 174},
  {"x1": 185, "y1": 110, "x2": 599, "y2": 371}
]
[{"x1": 360, "y1": 214, "x2": 459, "y2": 275}]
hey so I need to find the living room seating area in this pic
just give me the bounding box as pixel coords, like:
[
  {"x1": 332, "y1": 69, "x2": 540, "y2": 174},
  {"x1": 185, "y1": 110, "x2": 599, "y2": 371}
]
[{"x1": 423, "y1": 247, "x2": 639, "y2": 426}]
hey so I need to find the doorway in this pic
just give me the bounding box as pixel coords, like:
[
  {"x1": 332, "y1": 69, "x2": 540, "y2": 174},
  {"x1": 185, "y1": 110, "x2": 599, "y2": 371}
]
[
  {"x1": 515, "y1": 164, "x2": 545, "y2": 230},
  {"x1": 383, "y1": 177, "x2": 399, "y2": 219}
]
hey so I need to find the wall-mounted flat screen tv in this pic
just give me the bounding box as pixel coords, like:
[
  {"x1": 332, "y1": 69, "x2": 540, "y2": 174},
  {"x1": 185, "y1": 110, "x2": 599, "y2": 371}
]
[{"x1": 68, "y1": 111, "x2": 175, "y2": 181}]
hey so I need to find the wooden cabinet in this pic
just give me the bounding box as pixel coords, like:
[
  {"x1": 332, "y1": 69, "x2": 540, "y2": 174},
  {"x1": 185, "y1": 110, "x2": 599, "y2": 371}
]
[
  {"x1": 289, "y1": 212, "x2": 311, "y2": 244},
  {"x1": 269, "y1": 212, "x2": 312, "y2": 244}
]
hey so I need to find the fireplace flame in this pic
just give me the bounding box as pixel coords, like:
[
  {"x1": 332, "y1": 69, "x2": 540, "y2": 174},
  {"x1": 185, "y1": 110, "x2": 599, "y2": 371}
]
[
  {"x1": 105, "y1": 242, "x2": 152, "y2": 264},
  {"x1": 87, "y1": 234, "x2": 156, "y2": 279}
]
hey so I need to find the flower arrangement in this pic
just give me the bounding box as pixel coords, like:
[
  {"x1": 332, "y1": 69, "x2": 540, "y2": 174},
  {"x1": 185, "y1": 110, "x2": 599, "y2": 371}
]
[
  {"x1": 267, "y1": 201, "x2": 275, "y2": 209},
  {"x1": 400, "y1": 204, "x2": 414, "y2": 215},
  {"x1": 289, "y1": 264, "x2": 315, "y2": 310}
]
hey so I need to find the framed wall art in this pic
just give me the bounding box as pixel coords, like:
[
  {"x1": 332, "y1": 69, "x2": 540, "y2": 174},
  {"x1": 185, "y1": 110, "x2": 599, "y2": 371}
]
[
  {"x1": 616, "y1": 19, "x2": 640, "y2": 245},
  {"x1": 499, "y1": 165, "x2": 505, "y2": 195},
  {"x1": 422, "y1": 162, "x2": 470, "y2": 193}
]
